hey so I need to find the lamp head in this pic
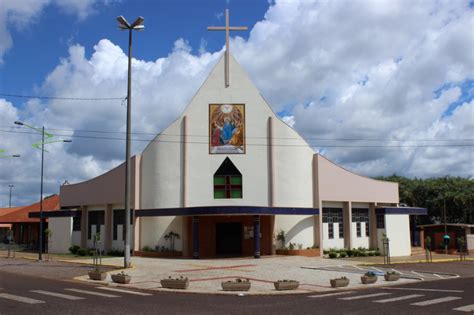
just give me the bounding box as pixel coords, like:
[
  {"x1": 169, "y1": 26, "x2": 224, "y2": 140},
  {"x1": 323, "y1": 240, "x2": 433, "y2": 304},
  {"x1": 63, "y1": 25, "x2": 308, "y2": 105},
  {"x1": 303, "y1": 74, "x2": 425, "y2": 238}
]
[
  {"x1": 131, "y1": 16, "x2": 145, "y2": 28},
  {"x1": 63, "y1": 140, "x2": 72, "y2": 143},
  {"x1": 14, "y1": 121, "x2": 24, "y2": 126},
  {"x1": 117, "y1": 15, "x2": 131, "y2": 29},
  {"x1": 12, "y1": 155, "x2": 20, "y2": 158}
]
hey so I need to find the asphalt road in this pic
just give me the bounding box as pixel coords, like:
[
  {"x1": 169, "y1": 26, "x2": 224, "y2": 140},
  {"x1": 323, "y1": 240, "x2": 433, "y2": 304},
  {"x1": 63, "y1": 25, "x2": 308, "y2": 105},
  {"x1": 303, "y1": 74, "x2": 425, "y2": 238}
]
[{"x1": 0, "y1": 270, "x2": 473, "y2": 314}]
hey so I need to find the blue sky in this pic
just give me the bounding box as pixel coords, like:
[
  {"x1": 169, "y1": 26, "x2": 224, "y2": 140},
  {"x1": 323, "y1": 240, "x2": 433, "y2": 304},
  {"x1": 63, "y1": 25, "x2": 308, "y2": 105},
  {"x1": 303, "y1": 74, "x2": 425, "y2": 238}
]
[{"x1": 0, "y1": 0, "x2": 472, "y2": 206}]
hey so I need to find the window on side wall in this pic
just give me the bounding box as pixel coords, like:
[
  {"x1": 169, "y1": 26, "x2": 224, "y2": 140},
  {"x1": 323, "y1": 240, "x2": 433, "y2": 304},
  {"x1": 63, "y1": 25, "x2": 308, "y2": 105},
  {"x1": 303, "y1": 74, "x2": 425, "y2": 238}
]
[
  {"x1": 376, "y1": 214, "x2": 385, "y2": 229},
  {"x1": 328, "y1": 223, "x2": 334, "y2": 239},
  {"x1": 72, "y1": 215, "x2": 81, "y2": 231},
  {"x1": 213, "y1": 157, "x2": 242, "y2": 199},
  {"x1": 365, "y1": 222, "x2": 370, "y2": 236},
  {"x1": 356, "y1": 222, "x2": 361, "y2": 237}
]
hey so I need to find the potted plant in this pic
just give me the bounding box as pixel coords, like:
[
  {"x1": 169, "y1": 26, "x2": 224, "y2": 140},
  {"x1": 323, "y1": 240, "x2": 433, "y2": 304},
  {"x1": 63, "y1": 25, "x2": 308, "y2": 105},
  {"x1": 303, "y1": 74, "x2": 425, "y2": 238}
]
[
  {"x1": 361, "y1": 271, "x2": 378, "y2": 284},
  {"x1": 274, "y1": 279, "x2": 299, "y2": 291},
  {"x1": 160, "y1": 276, "x2": 189, "y2": 290},
  {"x1": 330, "y1": 276, "x2": 350, "y2": 288},
  {"x1": 384, "y1": 271, "x2": 400, "y2": 281},
  {"x1": 221, "y1": 278, "x2": 251, "y2": 291},
  {"x1": 88, "y1": 268, "x2": 107, "y2": 281},
  {"x1": 111, "y1": 271, "x2": 131, "y2": 284},
  {"x1": 164, "y1": 231, "x2": 180, "y2": 252}
]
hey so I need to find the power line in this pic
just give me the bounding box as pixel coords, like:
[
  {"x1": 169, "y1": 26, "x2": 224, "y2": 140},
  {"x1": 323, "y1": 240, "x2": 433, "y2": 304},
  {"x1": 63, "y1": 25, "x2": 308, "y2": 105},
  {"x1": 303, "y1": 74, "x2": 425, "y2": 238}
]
[
  {"x1": 3, "y1": 126, "x2": 473, "y2": 142},
  {"x1": 1, "y1": 129, "x2": 473, "y2": 148},
  {"x1": 0, "y1": 93, "x2": 125, "y2": 101}
]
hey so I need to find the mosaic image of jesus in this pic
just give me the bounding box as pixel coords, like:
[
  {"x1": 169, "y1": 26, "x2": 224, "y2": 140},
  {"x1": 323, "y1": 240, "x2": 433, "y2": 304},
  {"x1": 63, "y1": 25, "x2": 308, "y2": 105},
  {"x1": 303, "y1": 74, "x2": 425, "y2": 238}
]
[{"x1": 209, "y1": 104, "x2": 245, "y2": 154}]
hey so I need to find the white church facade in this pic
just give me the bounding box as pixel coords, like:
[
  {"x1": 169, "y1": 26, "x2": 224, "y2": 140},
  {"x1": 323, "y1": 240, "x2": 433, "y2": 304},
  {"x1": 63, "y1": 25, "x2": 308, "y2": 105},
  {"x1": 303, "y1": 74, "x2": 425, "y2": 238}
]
[{"x1": 41, "y1": 54, "x2": 426, "y2": 258}]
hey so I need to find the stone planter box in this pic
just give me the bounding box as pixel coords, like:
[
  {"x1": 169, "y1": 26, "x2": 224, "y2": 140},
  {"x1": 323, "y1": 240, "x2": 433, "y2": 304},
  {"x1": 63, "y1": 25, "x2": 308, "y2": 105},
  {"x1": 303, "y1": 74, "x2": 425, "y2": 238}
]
[
  {"x1": 111, "y1": 274, "x2": 131, "y2": 284},
  {"x1": 135, "y1": 251, "x2": 182, "y2": 258},
  {"x1": 221, "y1": 280, "x2": 251, "y2": 291},
  {"x1": 384, "y1": 273, "x2": 400, "y2": 281},
  {"x1": 276, "y1": 249, "x2": 320, "y2": 257},
  {"x1": 160, "y1": 278, "x2": 189, "y2": 290},
  {"x1": 88, "y1": 271, "x2": 107, "y2": 281},
  {"x1": 361, "y1": 275, "x2": 377, "y2": 284},
  {"x1": 274, "y1": 280, "x2": 299, "y2": 291},
  {"x1": 330, "y1": 278, "x2": 350, "y2": 288}
]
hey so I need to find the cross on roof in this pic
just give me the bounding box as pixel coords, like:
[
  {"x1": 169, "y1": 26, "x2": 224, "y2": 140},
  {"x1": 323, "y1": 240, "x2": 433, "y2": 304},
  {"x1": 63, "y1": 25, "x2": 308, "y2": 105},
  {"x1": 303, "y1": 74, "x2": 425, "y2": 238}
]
[{"x1": 208, "y1": 9, "x2": 248, "y2": 87}]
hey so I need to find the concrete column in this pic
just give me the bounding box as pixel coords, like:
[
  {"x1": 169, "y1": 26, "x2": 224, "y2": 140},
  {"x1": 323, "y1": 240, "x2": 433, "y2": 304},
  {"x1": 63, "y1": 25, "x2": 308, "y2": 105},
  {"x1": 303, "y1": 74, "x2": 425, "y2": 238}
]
[
  {"x1": 343, "y1": 201, "x2": 352, "y2": 250},
  {"x1": 182, "y1": 216, "x2": 189, "y2": 257},
  {"x1": 313, "y1": 155, "x2": 323, "y2": 256},
  {"x1": 181, "y1": 116, "x2": 187, "y2": 208},
  {"x1": 104, "y1": 204, "x2": 112, "y2": 254},
  {"x1": 420, "y1": 229, "x2": 425, "y2": 249},
  {"x1": 80, "y1": 206, "x2": 87, "y2": 248},
  {"x1": 192, "y1": 216, "x2": 199, "y2": 259},
  {"x1": 369, "y1": 203, "x2": 377, "y2": 249},
  {"x1": 267, "y1": 117, "x2": 275, "y2": 206},
  {"x1": 270, "y1": 215, "x2": 276, "y2": 255},
  {"x1": 254, "y1": 215, "x2": 261, "y2": 258}
]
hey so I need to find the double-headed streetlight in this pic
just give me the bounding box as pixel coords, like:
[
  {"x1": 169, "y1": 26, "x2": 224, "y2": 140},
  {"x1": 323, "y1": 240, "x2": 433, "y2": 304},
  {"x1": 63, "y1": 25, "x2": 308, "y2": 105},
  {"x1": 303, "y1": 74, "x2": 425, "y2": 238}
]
[
  {"x1": 14, "y1": 121, "x2": 71, "y2": 260},
  {"x1": 116, "y1": 15, "x2": 144, "y2": 268}
]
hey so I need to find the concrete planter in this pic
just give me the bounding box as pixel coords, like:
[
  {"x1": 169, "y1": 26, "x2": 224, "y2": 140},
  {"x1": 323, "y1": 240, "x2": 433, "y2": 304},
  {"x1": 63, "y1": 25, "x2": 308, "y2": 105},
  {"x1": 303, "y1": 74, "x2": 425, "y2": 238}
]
[
  {"x1": 88, "y1": 271, "x2": 107, "y2": 281},
  {"x1": 384, "y1": 273, "x2": 400, "y2": 281},
  {"x1": 221, "y1": 279, "x2": 251, "y2": 291},
  {"x1": 111, "y1": 274, "x2": 131, "y2": 284},
  {"x1": 161, "y1": 277, "x2": 189, "y2": 290},
  {"x1": 361, "y1": 275, "x2": 377, "y2": 284},
  {"x1": 276, "y1": 249, "x2": 320, "y2": 257},
  {"x1": 274, "y1": 280, "x2": 300, "y2": 290},
  {"x1": 330, "y1": 278, "x2": 350, "y2": 288}
]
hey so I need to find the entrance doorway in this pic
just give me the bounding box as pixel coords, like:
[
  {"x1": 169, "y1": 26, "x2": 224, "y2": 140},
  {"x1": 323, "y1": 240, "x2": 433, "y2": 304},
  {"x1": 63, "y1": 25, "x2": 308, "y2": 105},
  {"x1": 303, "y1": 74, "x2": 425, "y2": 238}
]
[{"x1": 216, "y1": 222, "x2": 242, "y2": 256}]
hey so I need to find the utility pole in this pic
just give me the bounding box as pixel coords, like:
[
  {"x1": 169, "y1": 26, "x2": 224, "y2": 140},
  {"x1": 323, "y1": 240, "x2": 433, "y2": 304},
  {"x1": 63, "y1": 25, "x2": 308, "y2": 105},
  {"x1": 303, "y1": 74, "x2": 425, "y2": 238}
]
[
  {"x1": 444, "y1": 197, "x2": 448, "y2": 255},
  {"x1": 8, "y1": 184, "x2": 14, "y2": 208}
]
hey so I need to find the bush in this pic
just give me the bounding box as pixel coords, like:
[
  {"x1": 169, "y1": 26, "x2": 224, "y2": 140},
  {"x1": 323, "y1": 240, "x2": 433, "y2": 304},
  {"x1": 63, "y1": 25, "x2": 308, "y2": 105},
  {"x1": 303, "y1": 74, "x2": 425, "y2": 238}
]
[
  {"x1": 339, "y1": 251, "x2": 347, "y2": 258},
  {"x1": 108, "y1": 249, "x2": 124, "y2": 256},
  {"x1": 346, "y1": 249, "x2": 353, "y2": 257},
  {"x1": 374, "y1": 251, "x2": 381, "y2": 256},
  {"x1": 323, "y1": 249, "x2": 330, "y2": 255},
  {"x1": 359, "y1": 251, "x2": 368, "y2": 257},
  {"x1": 142, "y1": 246, "x2": 154, "y2": 252},
  {"x1": 352, "y1": 249, "x2": 360, "y2": 257},
  {"x1": 69, "y1": 245, "x2": 80, "y2": 255},
  {"x1": 77, "y1": 248, "x2": 88, "y2": 256},
  {"x1": 368, "y1": 251, "x2": 376, "y2": 256},
  {"x1": 328, "y1": 252, "x2": 338, "y2": 259}
]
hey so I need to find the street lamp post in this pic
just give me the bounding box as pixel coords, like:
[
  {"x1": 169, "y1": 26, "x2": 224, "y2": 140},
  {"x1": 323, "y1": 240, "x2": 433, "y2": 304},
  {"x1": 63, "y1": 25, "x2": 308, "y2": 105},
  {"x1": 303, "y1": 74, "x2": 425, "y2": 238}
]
[
  {"x1": 8, "y1": 184, "x2": 14, "y2": 208},
  {"x1": 116, "y1": 15, "x2": 144, "y2": 269},
  {"x1": 14, "y1": 121, "x2": 71, "y2": 260}
]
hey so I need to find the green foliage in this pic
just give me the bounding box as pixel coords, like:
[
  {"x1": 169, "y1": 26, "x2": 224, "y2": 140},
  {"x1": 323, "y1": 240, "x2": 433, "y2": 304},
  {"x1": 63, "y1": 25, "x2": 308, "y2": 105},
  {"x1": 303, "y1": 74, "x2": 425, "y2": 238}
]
[
  {"x1": 328, "y1": 251, "x2": 337, "y2": 258},
  {"x1": 69, "y1": 245, "x2": 80, "y2": 255},
  {"x1": 142, "y1": 246, "x2": 154, "y2": 252},
  {"x1": 346, "y1": 249, "x2": 353, "y2": 257},
  {"x1": 288, "y1": 242, "x2": 295, "y2": 250},
  {"x1": 374, "y1": 250, "x2": 381, "y2": 256},
  {"x1": 77, "y1": 248, "x2": 88, "y2": 256},
  {"x1": 376, "y1": 175, "x2": 474, "y2": 224},
  {"x1": 339, "y1": 251, "x2": 347, "y2": 258},
  {"x1": 108, "y1": 249, "x2": 124, "y2": 256}
]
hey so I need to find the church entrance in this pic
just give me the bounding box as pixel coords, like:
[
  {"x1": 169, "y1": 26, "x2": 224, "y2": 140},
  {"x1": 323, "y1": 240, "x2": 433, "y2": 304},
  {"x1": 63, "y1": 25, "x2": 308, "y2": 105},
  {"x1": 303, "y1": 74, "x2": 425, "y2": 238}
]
[{"x1": 216, "y1": 222, "x2": 242, "y2": 256}]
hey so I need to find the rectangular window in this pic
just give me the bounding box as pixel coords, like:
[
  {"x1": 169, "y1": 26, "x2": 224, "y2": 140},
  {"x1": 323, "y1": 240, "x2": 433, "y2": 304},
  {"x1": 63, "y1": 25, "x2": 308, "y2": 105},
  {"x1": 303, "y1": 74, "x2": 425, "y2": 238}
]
[
  {"x1": 376, "y1": 214, "x2": 385, "y2": 229},
  {"x1": 338, "y1": 224, "x2": 344, "y2": 239},
  {"x1": 88, "y1": 211, "x2": 105, "y2": 239},
  {"x1": 113, "y1": 210, "x2": 124, "y2": 241},
  {"x1": 322, "y1": 208, "x2": 343, "y2": 224},
  {"x1": 365, "y1": 222, "x2": 370, "y2": 237},
  {"x1": 328, "y1": 223, "x2": 334, "y2": 239},
  {"x1": 356, "y1": 222, "x2": 361, "y2": 237},
  {"x1": 72, "y1": 215, "x2": 81, "y2": 231},
  {"x1": 214, "y1": 175, "x2": 242, "y2": 199}
]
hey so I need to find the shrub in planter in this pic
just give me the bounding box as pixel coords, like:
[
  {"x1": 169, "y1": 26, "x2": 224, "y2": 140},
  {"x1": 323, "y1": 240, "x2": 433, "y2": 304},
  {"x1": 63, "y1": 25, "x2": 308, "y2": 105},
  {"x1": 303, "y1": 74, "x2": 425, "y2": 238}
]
[
  {"x1": 111, "y1": 271, "x2": 131, "y2": 284},
  {"x1": 323, "y1": 249, "x2": 330, "y2": 255},
  {"x1": 374, "y1": 250, "x2": 381, "y2": 256},
  {"x1": 88, "y1": 268, "x2": 107, "y2": 281},
  {"x1": 274, "y1": 280, "x2": 300, "y2": 291},
  {"x1": 384, "y1": 271, "x2": 400, "y2": 281},
  {"x1": 339, "y1": 251, "x2": 347, "y2": 258},
  {"x1": 328, "y1": 251, "x2": 338, "y2": 259},
  {"x1": 330, "y1": 276, "x2": 350, "y2": 288},
  {"x1": 142, "y1": 246, "x2": 154, "y2": 252},
  {"x1": 361, "y1": 271, "x2": 378, "y2": 284},
  {"x1": 77, "y1": 248, "x2": 88, "y2": 256},
  {"x1": 69, "y1": 245, "x2": 80, "y2": 255},
  {"x1": 161, "y1": 276, "x2": 189, "y2": 290},
  {"x1": 346, "y1": 249, "x2": 353, "y2": 257},
  {"x1": 352, "y1": 249, "x2": 360, "y2": 257},
  {"x1": 368, "y1": 251, "x2": 376, "y2": 256},
  {"x1": 222, "y1": 278, "x2": 251, "y2": 291}
]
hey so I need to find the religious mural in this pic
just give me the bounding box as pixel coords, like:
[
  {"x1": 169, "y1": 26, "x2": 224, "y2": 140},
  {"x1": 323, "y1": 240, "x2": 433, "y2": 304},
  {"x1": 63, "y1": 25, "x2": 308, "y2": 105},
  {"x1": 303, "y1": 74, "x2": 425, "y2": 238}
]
[{"x1": 209, "y1": 104, "x2": 245, "y2": 154}]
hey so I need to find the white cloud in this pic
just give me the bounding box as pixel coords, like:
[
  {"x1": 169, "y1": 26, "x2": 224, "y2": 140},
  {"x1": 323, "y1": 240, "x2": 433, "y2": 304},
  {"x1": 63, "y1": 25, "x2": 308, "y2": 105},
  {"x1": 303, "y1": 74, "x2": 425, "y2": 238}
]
[{"x1": 1, "y1": 0, "x2": 473, "y2": 206}]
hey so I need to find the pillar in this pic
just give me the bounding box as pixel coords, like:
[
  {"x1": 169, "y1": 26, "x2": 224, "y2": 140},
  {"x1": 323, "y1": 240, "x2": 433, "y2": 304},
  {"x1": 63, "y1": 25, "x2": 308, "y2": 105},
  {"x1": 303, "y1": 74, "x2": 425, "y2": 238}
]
[
  {"x1": 369, "y1": 203, "x2": 377, "y2": 249},
  {"x1": 104, "y1": 204, "x2": 112, "y2": 254},
  {"x1": 420, "y1": 229, "x2": 425, "y2": 249},
  {"x1": 192, "y1": 216, "x2": 199, "y2": 259},
  {"x1": 254, "y1": 215, "x2": 261, "y2": 258},
  {"x1": 80, "y1": 206, "x2": 87, "y2": 248},
  {"x1": 343, "y1": 201, "x2": 352, "y2": 250}
]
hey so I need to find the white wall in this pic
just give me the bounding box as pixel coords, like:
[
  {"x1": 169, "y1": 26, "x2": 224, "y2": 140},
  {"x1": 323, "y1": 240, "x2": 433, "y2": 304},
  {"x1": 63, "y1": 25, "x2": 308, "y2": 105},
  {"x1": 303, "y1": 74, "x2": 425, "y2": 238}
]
[
  {"x1": 351, "y1": 222, "x2": 370, "y2": 249},
  {"x1": 377, "y1": 228, "x2": 385, "y2": 252},
  {"x1": 322, "y1": 222, "x2": 344, "y2": 250},
  {"x1": 385, "y1": 214, "x2": 411, "y2": 257},
  {"x1": 111, "y1": 224, "x2": 124, "y2": 251},
  {"x1": 466, "y1": 234, "x2": 474, "y2": 252},
  {"x1": 140, "y1": 216, "x2": 183, "y2": 251},
  {"x1": 71, "y1": 231, "x2": 81, "y2": 247},
  {"x1": 49, "y1": 217, "x2": 72, "y2": 254},
  {"x1": 274, "y1": 215, "x2": 314, "y2": 249}
]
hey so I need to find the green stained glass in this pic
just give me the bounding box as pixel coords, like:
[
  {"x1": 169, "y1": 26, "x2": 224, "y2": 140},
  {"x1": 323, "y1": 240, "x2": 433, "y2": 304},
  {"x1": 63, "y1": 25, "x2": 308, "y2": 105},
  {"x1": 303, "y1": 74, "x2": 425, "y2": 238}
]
[
  {"x1": 214, "y1": 190, "x2": 226, "y2": 199},
  {"x1": 231, "y1": 190, "x2": 242, "y2": 198},
  {"x1": 230, "y1": 176, "x2": 242, "y2": 185},
  {"x1": 214, "y1": 176, "x2": 225, "y2": 185}
]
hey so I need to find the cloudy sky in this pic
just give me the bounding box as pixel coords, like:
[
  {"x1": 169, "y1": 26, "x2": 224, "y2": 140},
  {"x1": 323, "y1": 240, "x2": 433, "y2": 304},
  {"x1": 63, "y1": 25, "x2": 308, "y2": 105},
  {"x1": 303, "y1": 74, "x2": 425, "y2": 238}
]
[{"x1": 0, "y1": 0, "x2": 473, "y2": 207}]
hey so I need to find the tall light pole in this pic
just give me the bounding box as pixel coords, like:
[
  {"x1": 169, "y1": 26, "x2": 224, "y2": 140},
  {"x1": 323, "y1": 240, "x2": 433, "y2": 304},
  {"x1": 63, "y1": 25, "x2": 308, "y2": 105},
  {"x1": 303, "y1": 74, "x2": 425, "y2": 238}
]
[
  {"x1": 14, "y1": 121, "x2": 71, "y2": 260},
  {"x1": 8, "y1": 185, "x2": 14, "y2": 208},
  {"x1": 116, "y1": 15, "x2": 144, "y2": 268}
]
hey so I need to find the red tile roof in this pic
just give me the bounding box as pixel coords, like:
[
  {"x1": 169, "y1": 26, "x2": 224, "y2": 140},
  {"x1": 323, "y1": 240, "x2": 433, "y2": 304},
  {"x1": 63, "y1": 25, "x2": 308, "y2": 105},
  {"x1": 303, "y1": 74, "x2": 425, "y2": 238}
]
[{"x1": 0, "y1": 195, "x2": 60, "y2": 223}]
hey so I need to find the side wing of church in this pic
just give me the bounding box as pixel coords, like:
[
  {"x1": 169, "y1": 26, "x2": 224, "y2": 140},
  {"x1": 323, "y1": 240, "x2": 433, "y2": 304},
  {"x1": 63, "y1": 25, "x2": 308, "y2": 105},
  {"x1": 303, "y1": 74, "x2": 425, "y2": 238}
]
[{"x1": 45, "y1": 54, "x2": 426, "y2": 258}]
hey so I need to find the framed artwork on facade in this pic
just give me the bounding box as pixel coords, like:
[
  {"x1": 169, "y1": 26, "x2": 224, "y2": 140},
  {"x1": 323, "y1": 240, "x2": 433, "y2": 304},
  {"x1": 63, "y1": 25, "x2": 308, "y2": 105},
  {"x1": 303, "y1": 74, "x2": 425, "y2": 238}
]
[{"x1": 209, "y1": 104, "x2": 245, "y2": 154}]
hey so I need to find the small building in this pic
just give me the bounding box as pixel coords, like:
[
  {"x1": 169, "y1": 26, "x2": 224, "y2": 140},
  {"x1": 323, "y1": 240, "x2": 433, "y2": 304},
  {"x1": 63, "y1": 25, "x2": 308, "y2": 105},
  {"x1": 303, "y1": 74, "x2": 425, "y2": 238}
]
[
  {"x1": 40, "y1": 54, "x2": 426, "y2": 257},
  {"x1": 419, "y1": 223, "x2": 474, "y2": 254},
  {"x1": 0, "y1": 195, "x2": 60, "y2": 249}
]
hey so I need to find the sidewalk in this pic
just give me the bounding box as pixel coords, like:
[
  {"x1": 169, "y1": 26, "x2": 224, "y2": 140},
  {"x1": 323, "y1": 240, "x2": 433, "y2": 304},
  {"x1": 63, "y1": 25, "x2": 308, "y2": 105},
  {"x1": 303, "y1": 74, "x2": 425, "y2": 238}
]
[
  {"x1": 72, "y1": 255, "x2": 417, "y2": 295},
  {"x1": 337, "y1": 252, "x2": 473, "y2": 265}
]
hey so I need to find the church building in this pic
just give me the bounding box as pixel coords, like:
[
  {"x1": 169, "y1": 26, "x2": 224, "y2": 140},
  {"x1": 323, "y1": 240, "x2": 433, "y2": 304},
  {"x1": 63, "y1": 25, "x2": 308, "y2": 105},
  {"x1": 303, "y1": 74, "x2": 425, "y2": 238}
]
[{"x1": 40, "y1": 14, "x2": 426, "y2": 258}]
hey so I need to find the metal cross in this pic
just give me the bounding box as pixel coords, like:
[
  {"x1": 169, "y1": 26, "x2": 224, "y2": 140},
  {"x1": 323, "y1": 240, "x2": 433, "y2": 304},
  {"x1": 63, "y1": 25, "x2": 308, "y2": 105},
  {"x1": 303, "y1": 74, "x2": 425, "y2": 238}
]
[{"x1": 208, "y1": 9, "x2": 248, "y2": 87}]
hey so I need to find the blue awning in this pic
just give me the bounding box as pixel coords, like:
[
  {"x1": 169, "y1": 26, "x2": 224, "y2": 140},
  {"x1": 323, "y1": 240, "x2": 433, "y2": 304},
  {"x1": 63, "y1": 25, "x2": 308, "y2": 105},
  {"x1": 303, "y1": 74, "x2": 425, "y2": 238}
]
[
  {"x1": 376, "y1": 207, "x2": 427, "y2": 215},
  {"x1": 135, "y1": 206, "x2": 319, "y2": 217}
]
